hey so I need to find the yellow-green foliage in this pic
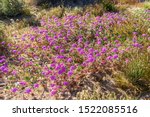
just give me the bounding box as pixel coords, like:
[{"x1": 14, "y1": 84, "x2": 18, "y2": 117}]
[
  {"x1": 143, "y1": 2, "x2": 150, "y2": 9},
  {"x1": 0, "y1": 22, "x2": 5, "y2": 40},
  {"x1": 49, "y1": 6, "x2": 65, "y2": 18},
  {"x1": 113, "y1": 71, "x2": 135, "y2": 90},
  {"x1": 107, "y1": 12, "x2": 149, "y2": 38},
  {"x1": 0, "y1": 0, "x2": 24, "y2": 16},
  {"x1": 102, "y1": 0, "x2": 117, "y2": 12},
  {"x1": 124, "y1": 52, "x2": 150, "y2": 84},
  {"x1": 37, "y1": 6, "x2": 65, "y2": 19},
  {"x1": 116, "y1": 4, "x2": 129, "y2": 12},
  {"x1": 84, "y1": 4, "x2": 104, "y2": 16},
  {"x1": 65, "y1": 7, "x2": 83, "y2": 16}
]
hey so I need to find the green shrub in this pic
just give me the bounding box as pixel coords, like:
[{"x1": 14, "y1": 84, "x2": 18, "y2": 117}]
[
  {"x1": 0, "y1": 29, "x2": 4, "y2": 41},
  {"x1": 0, "y1": 22, "x2": 5, "y2": 41},
  {"x1": 0, "y1": 22, "x2": 6, "y2": 56},
  {"x1": 124, "y1": 53, "x2": 150, "y2": 84},
  {"x1": 84, "y1": 3, "x2": 104, "y2": 16},
  {"x1": 116, "y1": 4, "x2": 129, "y2": 12},
  {"x1": 0, "y1": 0, "x2": 23, "y2": 17},
  {"x1": 144, "y1": 2, "x2": 150, "y2": 10},
  {"x1": 102, "y1": 0, "x2": 117, "y2": 12}
]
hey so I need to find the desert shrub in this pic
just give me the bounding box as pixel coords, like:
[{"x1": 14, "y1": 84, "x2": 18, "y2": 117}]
[
  {"x1": 48, "y1": 6, "x2": 65, "y2": 17},
  {"x1": 0, "y1": 29, "x2": 4, "y2": 43},
  {"x1": 101, "y1": 0, "x2": 117, "y2": 12},
  {"x1": 84, "y1": 3, "x2": 104, "y2": 16},
  {"x1": 0, "y1": 22, "x2": 5, "y2": 41},
  {"x1": 64, "y1": 6, "x2": 84, "y2": 16},
  {"x1": 143, "y1": 2, "x2": 150, "y2": 10},
  {"x1": 105, "y1": 11, "x2": 149, "y2": 39},
  {"x1": 0, "y1": 0, "x2": 24, "y2": 17},
  {"x1": 116, "y1": 4, "x2": 129, "y2": 12},
  {"x1": 36, "y1": 6, "x2": 65, "y2": 19},
  {"x1": 123, "y1": 52, "x2": 150, "y2": 84},
  {"x1": 0, "y1": 22, "x2": 7, "y2": 57},
  {"x1": 0, "y1": 29, "x2": 3, "y2": 41},
  {"x1": 128, "y1": 7, "x2": 149, "y2": 18}
]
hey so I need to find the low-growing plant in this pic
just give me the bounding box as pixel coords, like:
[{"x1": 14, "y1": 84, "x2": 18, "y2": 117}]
[
  {"x1": 0, "y1": 0, "x2": 24, "y2": 17},
  {"x1": 84, "y1": 3, "x2": 104, "y2": 16},
  {"x1": 37, "y1": 6, "x2": 65, "y2": 18},
  {"x1": 143, "y1": 2, "x2": 150, "y2": 10},
  {"x1": 0, "y1": 22, "x2": 5, "y2": 41},
  {"x1": 116, "y1": 4, "x2": 129, "y2": 12},
  {"x1": 123, "y1": 52, "x2": 150, "y2": 84},
  {"x1": 66, "y1": 7, "x2": 83, "y2": 16},
  {"x1": 102, "y1": 0, "x2": 117, "y2": 12}
]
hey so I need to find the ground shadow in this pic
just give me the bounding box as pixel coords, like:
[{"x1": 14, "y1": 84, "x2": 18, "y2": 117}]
[
  {"x1": 0, "y1": 13, "x2": 40, "y2": 27},
  {"x1": 37, "y1": 0, "x2": 103, "y2": 8}
]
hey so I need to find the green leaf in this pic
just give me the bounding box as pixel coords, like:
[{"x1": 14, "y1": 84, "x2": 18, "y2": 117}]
[{"x1": 24, "y1": 76, "x2": 30, "y2": 82}]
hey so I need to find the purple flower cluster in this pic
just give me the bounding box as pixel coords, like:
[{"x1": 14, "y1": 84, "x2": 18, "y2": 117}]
[
  {"x1": 3, "y1": 12, "x2": 149, "y2": 98},
  {"x1": 0, "y1": 56, "x2": 8, "y2": 74}
]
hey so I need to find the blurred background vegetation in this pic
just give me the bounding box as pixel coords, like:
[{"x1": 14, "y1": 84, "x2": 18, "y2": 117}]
[{"x1": 0, "y1": 0, "x2": 149, "y2": 17}]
